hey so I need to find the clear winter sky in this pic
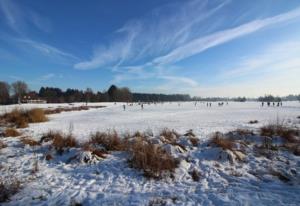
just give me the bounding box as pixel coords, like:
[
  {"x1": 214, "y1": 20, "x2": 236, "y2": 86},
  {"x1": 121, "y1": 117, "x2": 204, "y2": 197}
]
[{"x1": 0, "y1": 0, "x2": 300, "y2": 97}]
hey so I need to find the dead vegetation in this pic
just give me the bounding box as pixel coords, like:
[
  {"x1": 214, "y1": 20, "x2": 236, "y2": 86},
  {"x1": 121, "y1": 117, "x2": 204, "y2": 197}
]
[
  {"x1": 1, "y1": 108, "x2": 48, "y2": 128},
  {"x1": 160, "y1": 128, "x2": 179, "y2": 144},
  {"x1": 4, "y1": 128, "x2": 21, "y2": 137},
  {"x1": 20, "y1": 137, "x2": 41, "y2": 147},
  {"x1": 89, "y1": 131, "x2": 124, "y2": 151},
  {"x1": 44, "y1": 106, "x2": 104, "y2": 115},
  {"x1": 41, "y1": 131, "x2": 78, "y2": 154},
  {"x1": 260, "y1": 124, "x2": 299, "y2": 143},
  {"x1": 211, "y1": 132, "x2": 235, "y2": 151},
  {"x1": 0, "y1": 177, "x2": 21, "y2": 203},
  {"x1": 128, "y1": 137, "x2": 179, "y2": 178}
]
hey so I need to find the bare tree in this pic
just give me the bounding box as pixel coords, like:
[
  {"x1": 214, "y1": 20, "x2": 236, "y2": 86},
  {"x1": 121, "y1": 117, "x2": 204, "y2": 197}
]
[
  {"x1": 12, "y1": 81, "x2": 28, "y2": 104},
  {"x1": 0, "y1": 81, "x2": 10, "y2": 105}
]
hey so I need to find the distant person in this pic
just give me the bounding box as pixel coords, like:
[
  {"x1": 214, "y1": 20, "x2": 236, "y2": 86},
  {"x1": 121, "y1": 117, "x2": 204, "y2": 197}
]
[
  {"x1": 206, "y1": 102, "x2": 209, "y2": 107},
  {"x1": 141, "y1": 104, "x2": 144, "y2": 110},
  {"x1": 277, "y1": 102, "x2": 280, "y2": 107},
  {"x1": 280, "y1": 102, "x2": 283, "y2": 106},
  {"x1": 209, "y1": 102, "x2": 212, "y2": 107},
  {"x1": 273, "y1": 102, "x2": 275, "y2": 106},
  {"x1": 123, "y1": 105, "x2": 126, "y2": 111},
  {"x1": 267, "y1": 102, "x2": 270, "y2": 107},
  {"x1": 262, "y1": 102, "x2": 264, "y2": 107}
]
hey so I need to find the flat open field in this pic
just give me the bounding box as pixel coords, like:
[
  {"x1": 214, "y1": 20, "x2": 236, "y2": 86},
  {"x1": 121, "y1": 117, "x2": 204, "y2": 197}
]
[
  {"x1": 0, "y1": 101, "x2": 300, "y2": 205},
  {"x1": 2, "y1": 101, "x2": 298, "y2": 141}
]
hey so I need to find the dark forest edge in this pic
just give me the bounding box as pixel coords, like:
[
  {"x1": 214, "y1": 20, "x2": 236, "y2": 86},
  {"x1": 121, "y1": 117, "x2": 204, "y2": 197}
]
[{"x1": 0, "y1": 81, "x2": 299, "y2": 105}]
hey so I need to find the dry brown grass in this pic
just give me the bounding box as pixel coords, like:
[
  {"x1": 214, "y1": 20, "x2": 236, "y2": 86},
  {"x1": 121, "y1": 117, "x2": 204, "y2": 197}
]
[
  {"x1": 189, "y1": 137, "x2": 199, "y2": 147},
  {"x1": 89, "y1": 131, "x2": 124, "y2": 151},
  {"x1": 128, "y1": 138, "x2": 179, "y2": 178},
  {"x1": 0, "y1": 177, "x2": 21, "y2": 203},
  {"x1": 44, "y1": 106, "x2": 104, "y2": 115},
  {"x1": 260, "y1": 124, "x2": 299, "y2": 143},
  {"x1": 41, "y1": 131, "x2": 78, "y2": 154},
  {"x1": 160, "y1": 128, "x2": 179, "y2": 144},
  {"x1": 4, "y1": 128, "x2": 21, "y2": 137},
  {"x1": 2, "y1": 108, "x2": 48, "y2": 128},
  {"x1": 21, "y1": 137, "x2": 41, "y2": 147},
  {"x1": 211, "y1": 132, "x2": 235, "y2": 151}
]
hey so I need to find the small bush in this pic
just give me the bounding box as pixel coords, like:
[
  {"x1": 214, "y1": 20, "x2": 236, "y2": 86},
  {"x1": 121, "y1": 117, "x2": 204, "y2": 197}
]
[
  {"x1": 41, "y1": 131, "x2": 78, "y2": 154},
  {"x1": 89, "y1": 131, "x2": 123, "y2": 151},
  {"x1": 128, "y1": 138, "x2": 179, "y2": 178},
  {"x1": 40, "y1": 131, "x2": 62, "y2": 143},
  {"x1": 27, "y1": 108, "x2": 48, "y2": 123},
  {"x1": 21, "y1": 137, "x2": 41, "y2": 147},
  {"x1": 260, "y1": 124, "x2": 299, "y2": 143},
  {"x1": 160, "y1": 128, "x2": 179, "y2": 144},
  {"x1": 2, "y1": 108, "x2": 48, "y2": 128},
  {"x1": 4, "y1": 128, "x2": 21, "y2": 137},
  {"x1": 249, "y1": 120, "x2": 258, "y2": 124},
  {"x1": 211, "y1": 132, "x2": 235, "y2": 150},
  {"x1": 0, "y1": 178, "x2": 21, "y2": 203},
  {"x1": 52, "y1": 134, "x2": 77, "y2": 154}
]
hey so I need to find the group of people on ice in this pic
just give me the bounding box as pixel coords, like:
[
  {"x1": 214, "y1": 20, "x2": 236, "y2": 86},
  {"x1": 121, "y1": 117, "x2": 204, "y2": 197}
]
[{"x1": 261, "y1": 101, "x2": 283, "y2": 107}]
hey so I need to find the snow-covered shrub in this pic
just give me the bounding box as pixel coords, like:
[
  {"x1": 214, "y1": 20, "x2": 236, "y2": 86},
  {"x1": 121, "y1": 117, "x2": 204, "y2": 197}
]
[{"x1": 128, "y1": 137, "x2": 179, "y2": 178}]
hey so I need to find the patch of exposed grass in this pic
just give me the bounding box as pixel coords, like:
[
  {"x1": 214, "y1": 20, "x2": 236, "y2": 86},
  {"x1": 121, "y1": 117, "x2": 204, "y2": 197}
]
[
  {"x1": 41, "y1": 131, "x2": 78, "y2": 154},
  {"x1": 4, "y1": 128, "x2": 21, "y2": 137},
  {"x1": 21, "y1": 137, "x2": 41, "y2": 147},
  {"x1": 2, "y1": 108, "x2": 48, "y2": 128},
  {"x1": 211, "y1": 132, "x2": 235, "y2": 151},
  {"x1": 260, "y1": 124, "x2": 299, "y2": 143},
  {"x1": 89, "y1": 131, "x2": 123, "y2": 151},
  {"x1": 160, "y1": 128, "x2": 179, "y2": 144},
  {"x1": 128, "y1": 137, "x2": 179, "y2": 179}
]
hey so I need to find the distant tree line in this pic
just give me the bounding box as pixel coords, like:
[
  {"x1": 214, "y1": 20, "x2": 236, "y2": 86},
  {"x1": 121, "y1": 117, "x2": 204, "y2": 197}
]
[
  {"x1": 0, "y1": 81, "x2": 191, "y2": 104},
  {"x1": 0, "y1": 80, "x2": 299, "y2": 105}
]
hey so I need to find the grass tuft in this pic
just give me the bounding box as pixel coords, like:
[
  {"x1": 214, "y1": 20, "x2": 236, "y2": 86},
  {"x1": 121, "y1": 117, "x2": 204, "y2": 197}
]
[
  {"x1": 211, "y1": 132, "x2": 235, "y2": 151},
  {"x1": 4, "y1": 128, "x2": 21, "y2": 137},
  {"x1": 128, "y1": 138, "x2": 179, "y2": 178},
  {"x1": 89, "y1": 131, "x2": 123, "y2": 151}
]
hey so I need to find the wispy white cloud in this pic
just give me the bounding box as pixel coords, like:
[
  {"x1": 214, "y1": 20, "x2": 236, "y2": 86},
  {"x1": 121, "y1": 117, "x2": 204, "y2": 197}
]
[
  {"x1": 153, "y1": 7, "x2": 300, "y2": 65},
  {"x1": 0, "y1": 0, "x2": 52, "y2": 34},
  {"x1": 14, "y1": 38, "x2": 79, "y2": 61},
  {"x1": 74, "y1": 0, "x2": 230, "y2": 70}
]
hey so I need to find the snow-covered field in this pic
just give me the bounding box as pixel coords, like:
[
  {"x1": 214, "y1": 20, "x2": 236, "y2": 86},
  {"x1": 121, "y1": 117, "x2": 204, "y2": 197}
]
[
  {"x1": 0, "y1": 101, "x2": 300, "y2": 205},
  {"x1": 7, "y1": 101, "x2": 300, "y2": 141}
]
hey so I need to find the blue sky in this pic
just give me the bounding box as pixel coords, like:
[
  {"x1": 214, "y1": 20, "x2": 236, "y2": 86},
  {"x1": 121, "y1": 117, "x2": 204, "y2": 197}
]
[{"x1": 0, "y1": 0, "x2": 300, "y2": 97}]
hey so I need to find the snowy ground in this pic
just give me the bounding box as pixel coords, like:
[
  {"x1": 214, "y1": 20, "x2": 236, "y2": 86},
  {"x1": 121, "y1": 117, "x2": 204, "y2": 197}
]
[{"x1": 0, "y1": 101, "x2": 300, "y2": 205}]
